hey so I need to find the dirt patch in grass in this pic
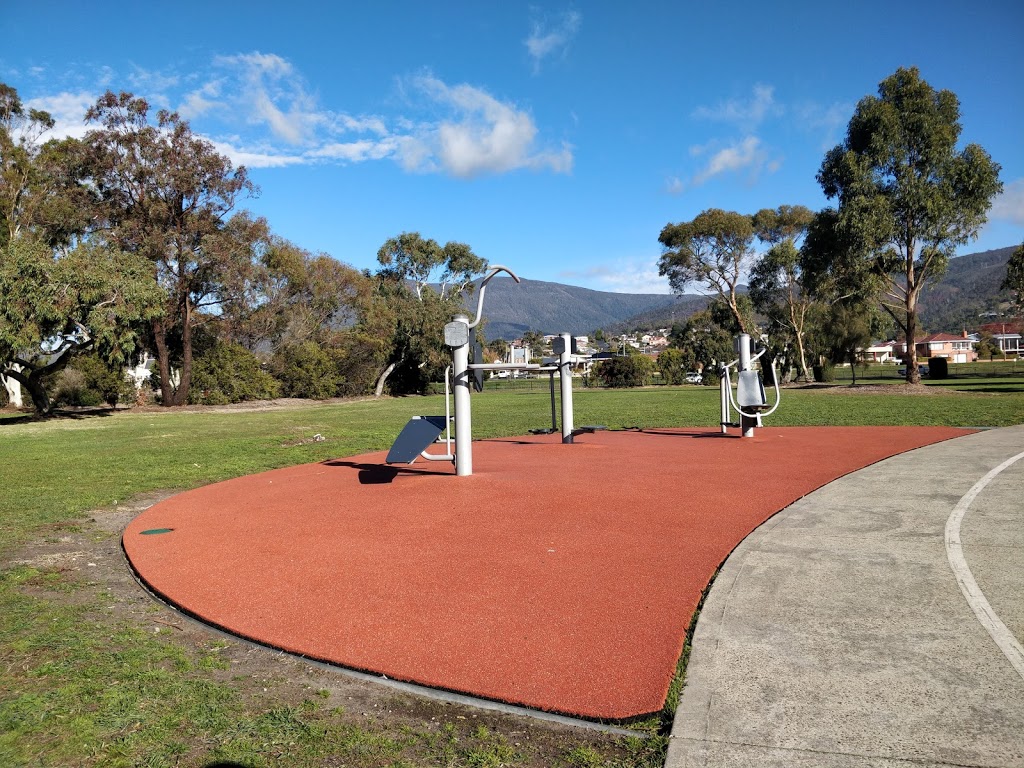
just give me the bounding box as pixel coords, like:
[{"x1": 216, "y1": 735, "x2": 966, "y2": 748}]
[
  {"x1": 790, "y1": 382, "x2": 950, "y2": 395},
  {"x1": 6, "y1": 493, "x2": 662, "y2": 767}
]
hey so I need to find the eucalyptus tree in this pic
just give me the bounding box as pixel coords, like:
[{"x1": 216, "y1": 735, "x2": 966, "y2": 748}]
[
  {"x1": 658, "y1": 208, "x2": 757, "y2": 333},
  {"x1": 749, "y1": 205, "x2": 816, "y2": 381},
  {"x1": 1002, "y1": 242, "x2": 1024, "y2": 311},
  {"x1": 0, "y1": 237, "x2": 162, "y2": 413},
  {"x1": 0, "y1": 83, "x2": 162, "y2": 413},
  {"x1": 82, "y1": 91, "x2": 260, "y2": 405},
  {"x1": 369, "y1": 232, "x2": 488, "y2": 396},
  {"x1": 810, "y1": 67, "x2": 1002, "y2": 383}
]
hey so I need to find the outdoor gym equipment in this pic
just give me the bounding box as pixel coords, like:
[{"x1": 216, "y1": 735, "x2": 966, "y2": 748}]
[
  {"x1": 719, "y1": 333, "x2": 781, "y2": 437},
  {"x1": 386, "y1": 265, "x2": 587, "y2": 476}
]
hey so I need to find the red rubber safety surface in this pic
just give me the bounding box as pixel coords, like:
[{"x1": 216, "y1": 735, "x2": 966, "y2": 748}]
[{"x1": 123, "y1": 426, "x2": 970, "y2": 720}]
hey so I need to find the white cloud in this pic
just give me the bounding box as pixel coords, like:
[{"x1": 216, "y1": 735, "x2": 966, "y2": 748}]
[
  {"x1": 991, "y1": 178, "x2": 1024, "y2": 226},
  {"x1": 178, "y1": 80, "x2": 225, "y2": 121},
  {"x1": 15, "y1": 55, "x2": 571, "y2": 180},
  {"x1": 208, "y1": 139, "x2": 307, "y2": 169},
  {"x1": 403, "y1": 74, "x2": 573, "y2": 177},
  {"x1": 25, "y1": 91, "x2": 96, "y2": 140},
  {"x1": 690, "y1": 136, "x2": 775, "y2": 186},
  {"x1": 309, "y1": 138, "x2": 399, "y2": 163},
  {"x1": 560, "y1": 260, "x2": 671, "y2": 294},
  {"x1": 664, "y1": 175, "x2": 685, "y2": 195},
  {"x1": 693, "y1": 84, "x2": 779, "y2": 131},
  {"x1": 525, "y1": 10, "x2": 581, "y2": 72},
  {"x1": 127, "y1": 66, "x2": 180, "y2": 106},
  {"x1": 214, "y1": 52, "x2": 322, "y2": 145},
  {"x1": 795, "y1": 101, "x2": 852, "y2": 149}
]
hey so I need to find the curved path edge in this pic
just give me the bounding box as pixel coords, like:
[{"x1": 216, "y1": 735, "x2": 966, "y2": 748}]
[{"x1": 667, "y1": 425, "x2": 1024, "y2": 768}]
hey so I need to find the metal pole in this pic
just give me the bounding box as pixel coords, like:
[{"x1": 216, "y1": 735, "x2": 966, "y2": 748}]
[
  {"x1": 720, "y1": 362, "x2": 729, "y2": 435},
  {"x1": 548, "y1": 371, "x2": 557, "y2": 432},
  {"x1": 736, "y1": 333, "x2": 756, "y2": 438},
  {"x1": 559, "y1": 332, "x2": 574, "y2": 444},
  {"x1": 451, "y1": 314, "x2": 472, "y2": 476}
]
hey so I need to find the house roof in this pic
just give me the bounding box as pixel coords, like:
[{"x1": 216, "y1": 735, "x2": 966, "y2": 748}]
[
  {"x1": 979, "y1": 320, "x2": 1024, "y2": 335},
  {"x1": 915, "y1": 333, "x2": 973, "y2": 343}
]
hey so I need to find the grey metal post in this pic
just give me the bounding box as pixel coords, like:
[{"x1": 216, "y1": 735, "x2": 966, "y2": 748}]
[
  {"x1": 736, "y1": 333, "x2": 756, "y2": 438},
  {"x1": 559, "y1": 332, "x2": 574, "y2": 443},
  {"x1": 549, "y1": 371, "x2": 557, "y2": 432},
  {"x1": 720, "y1": 361, "x2": 729, "y2": 435},
  {"x1": 451, "y1": 314, "x2": 473, "y2": 475}
]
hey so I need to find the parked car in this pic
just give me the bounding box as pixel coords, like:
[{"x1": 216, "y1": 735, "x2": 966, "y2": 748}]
[
  {"x1": 897, "y1": 365, "x2": 929, "y2": 376},
  {"x1": 685, "y1": 371, "x2": 702, "y2": 384}
]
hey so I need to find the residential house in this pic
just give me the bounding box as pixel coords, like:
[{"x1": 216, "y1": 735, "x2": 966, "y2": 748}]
[
  {"x1": 978, "y1": 321, "x2": 1023, "y2": 357},
  {"x1": 895, "y1": 332, "x2": 977, "y2": 363},
  {"x1": 864, "y1": 341, "x2": 898, "y2": 363}
]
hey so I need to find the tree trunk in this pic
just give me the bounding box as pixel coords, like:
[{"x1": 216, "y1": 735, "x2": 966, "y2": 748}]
[
  {"x1": 791, "y1": 302, "x2": 811, "y2": 382},
  {"x1": 5, "y1": 366, "x2": 50, "y2": 414},
  {"x1": 729, "y1": 288, "x2": 747, "y2": 334},
  {"x1": 7, "y1": 347, "x2": 79, "y2": 415},
  {"x1": 173, "y1": 298, "x2": 193, "y2": 406},
  {"x1": 374, "y1": 361, "x2": 398, "y2": 398},
  {"x1": 152, "y1": 319, "x2": 176, "y2": 406},
  {"x1": 906, "y1": 251, "x2": 919, "y2": 384}
]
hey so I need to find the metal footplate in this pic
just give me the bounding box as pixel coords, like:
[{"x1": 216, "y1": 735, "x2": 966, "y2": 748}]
[
  {"x1": 565, "y1": 424, "x2": 607, "y2": 443},
  {"x1": 386, "y1": 416, "x2": 448, "y2": 464}
]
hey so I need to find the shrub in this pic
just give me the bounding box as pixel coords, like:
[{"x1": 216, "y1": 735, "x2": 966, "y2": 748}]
[
  {"x1": 928, "y1": 357, "x2": 948, "y2": 379},
  {"x1": 73, "y1": 354, "x2": 136, "y2": 406},
  {"x1": 272, "y1": 341, "x2": 342, "y2": 399},
  {"x1": 51, "y1": 368, "x2": 101, "y2": 407},
  {"x1": 812, "y1": 362, "x2": 835, "y2": 382},
  {"x1": 701, "y1": 367, "x2": 720, "y2": 387},
  {"x1": 656, "y1": 348, "x2": 689, "y2": 385},
  {"x1": 594, "y1": 355, "x2": 654, "y2": 388},
  {"x1": 188, "y1": 342, "x2": 281, "y2": 405},
  {"x1": 50, "y1": 355, "x2": 134, "y2": 407}
]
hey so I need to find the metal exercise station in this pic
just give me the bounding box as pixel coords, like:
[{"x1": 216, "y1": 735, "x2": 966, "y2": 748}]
[
  {"x1": 719, "y1": 332, "x2": 781, "y2": 437},
  {"x1": 386, "y1": 265, "x2": 596, "y2": 477}
]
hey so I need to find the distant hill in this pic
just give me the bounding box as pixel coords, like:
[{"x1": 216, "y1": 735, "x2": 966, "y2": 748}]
[
  {"x1": 607, "y1": 247, "x2": 1018, "y2": 335},
  {"x1": 469, "y1": 245, "x2": 1016, "y2": 340},
  {"x1": 918, "y1": 246, "x2": 1015, "y2": 332},
  {"x1": 472, "y1": 277, "x2": 687, "y2": 340}
]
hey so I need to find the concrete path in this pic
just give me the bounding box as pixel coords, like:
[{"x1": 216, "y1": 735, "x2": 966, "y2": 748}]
[{"x1": 667, "y1": 425, "x2": 1024, "y2": 768}]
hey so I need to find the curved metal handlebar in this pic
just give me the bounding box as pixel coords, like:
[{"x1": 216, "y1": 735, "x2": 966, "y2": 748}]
[{"x1": 467, "y1": 264, "x2": 520, "y2": 329}]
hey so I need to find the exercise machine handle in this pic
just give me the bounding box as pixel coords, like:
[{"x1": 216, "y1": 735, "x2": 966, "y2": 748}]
[{"x1": 467, "y1": 265, "x2": 520, "y2": 329}]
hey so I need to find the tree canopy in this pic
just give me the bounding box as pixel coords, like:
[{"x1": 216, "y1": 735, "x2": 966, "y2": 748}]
[
  {"x1": 1002, "y1": 242, "x2": 1024, "y2": 311},
  {"x1": 808, "y1": 67, "x2": 1002, "y2": 383},
  {"x1": 748, "y1": 205, "x2": 816, "y2": 381},
  {"x1": 658, "y1": 208, "x2": 756, "y2": 333},
  {"x1": 82, "y1": 90, "x2": 261, "y2": 405},
  {"x1": 0, "y1": 83, "x2": 164, "y2": 413}
]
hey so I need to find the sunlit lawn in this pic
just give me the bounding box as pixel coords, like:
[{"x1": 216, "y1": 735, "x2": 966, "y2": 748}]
[{"x1": 1, "y1": 383, "x2": 1022, "y2": 767}]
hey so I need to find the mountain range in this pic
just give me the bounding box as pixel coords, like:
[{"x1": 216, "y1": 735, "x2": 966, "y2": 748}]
[
  {"x1": 475, "y1": 246, "x2": 1017, "y2": 340},
  {"x1": 475, "y1": 278, "x2": 702, "y2": 340}
]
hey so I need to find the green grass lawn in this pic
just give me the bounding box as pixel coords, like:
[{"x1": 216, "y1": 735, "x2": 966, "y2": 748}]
[{"x1": 1, "y1": 384, "x2": 1022, "y2": 767}]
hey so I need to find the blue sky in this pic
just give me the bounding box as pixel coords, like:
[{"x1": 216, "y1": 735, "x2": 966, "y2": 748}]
[{"x1": 2, "y1": 1, "x2": 1022, "y2": 294}]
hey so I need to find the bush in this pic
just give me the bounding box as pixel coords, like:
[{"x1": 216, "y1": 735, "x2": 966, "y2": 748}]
[
  {"x1": 188, "y1": 342, "x2": 281, "y2": 405},
  {"x1": 594, "y1": 355, "x2": 654, "y2": 388},
  {"x1": 656, "y1": 348, "x2": 689, "y2": 385},
  {"x1": 813, "y1": 362, "x2": 835, "y2": 383},
  {"x1": 50, "y1": 355, "x2": 135, "y2": 407},
  {"x1": 51, "y1": 368, "x2": 101, "y2": 407},
  {"x1": 272, "y1": 341, "x2": 342, "y2": 399},
  {"x1": 927, "y1": 357, "x2": 948, "y2": 379}
]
